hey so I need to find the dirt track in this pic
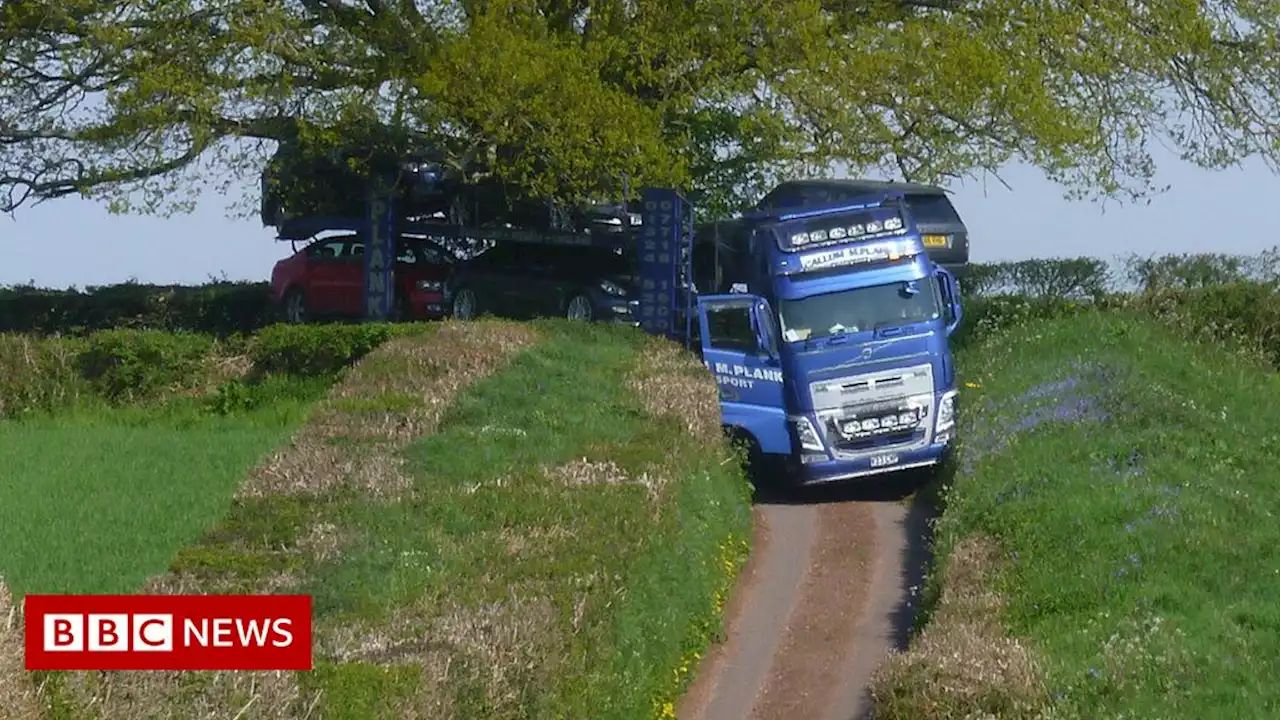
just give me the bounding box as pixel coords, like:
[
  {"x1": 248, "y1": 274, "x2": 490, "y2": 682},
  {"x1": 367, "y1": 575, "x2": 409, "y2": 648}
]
[{"x1": 678, "y1": 475, "x2": 937, "y2": 720}]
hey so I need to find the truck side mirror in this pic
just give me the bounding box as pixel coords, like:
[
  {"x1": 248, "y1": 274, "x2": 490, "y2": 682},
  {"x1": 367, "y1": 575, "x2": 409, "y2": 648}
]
[
  {"x1": 936, "y1": 268, "x2": 963, "y2": 336},
  {"x1": 751, "y1": 299, "x2": 781, "y2": 362}
]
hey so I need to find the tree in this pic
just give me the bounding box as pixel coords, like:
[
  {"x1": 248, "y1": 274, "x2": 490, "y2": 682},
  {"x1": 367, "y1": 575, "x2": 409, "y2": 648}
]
[{"x1": 3, "y1": 0, "x2": 1280, "y2": 220}]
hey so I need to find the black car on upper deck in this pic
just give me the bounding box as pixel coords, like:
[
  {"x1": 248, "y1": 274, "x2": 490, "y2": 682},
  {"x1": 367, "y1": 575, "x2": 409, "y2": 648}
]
[
  {"x1": 753, "y1": 179, "x2": 971, "y2": 272},
  {"x1": 260, "y1": 135, "x2": 639, "y2": 236}
]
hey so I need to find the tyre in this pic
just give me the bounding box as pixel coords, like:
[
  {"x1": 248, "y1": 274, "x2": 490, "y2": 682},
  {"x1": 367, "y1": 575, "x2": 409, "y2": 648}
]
[
  {"x1": 281, "y1": 287, "x2": 308, "y2": 324},
  {"x1": 565, "y1": 293, "x2": 595, "y2": 322},
  {"x1": 452, "y1": 287, "x2": 478, "y2": 320}
]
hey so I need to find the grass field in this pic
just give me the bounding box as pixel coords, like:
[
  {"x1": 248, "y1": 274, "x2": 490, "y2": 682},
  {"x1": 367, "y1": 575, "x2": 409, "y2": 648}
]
[
  {"x1": 0, "y1": 394, "x2": 321, "y2": 596},
  {"x1": 19, "y1": 319, "x2": 751, "y2": 719},
  {"x1": 873, "y1": 310, "x2": 1280, "y2": 718}
]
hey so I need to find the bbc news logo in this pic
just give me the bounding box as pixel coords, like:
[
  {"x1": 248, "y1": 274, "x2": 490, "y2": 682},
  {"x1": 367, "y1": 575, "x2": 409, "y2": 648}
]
[{"x1": 24, "y1": 594, "x2": 312, "y2": 671}]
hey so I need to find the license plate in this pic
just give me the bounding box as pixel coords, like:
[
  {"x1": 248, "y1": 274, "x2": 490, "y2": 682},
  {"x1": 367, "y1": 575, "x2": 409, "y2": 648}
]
[
  {"x1": 922, "y1": 234, "x2": 948, "y2": 247},
  {"x1": 870, "y1": 453, "x2": 900, "y2": 468}
]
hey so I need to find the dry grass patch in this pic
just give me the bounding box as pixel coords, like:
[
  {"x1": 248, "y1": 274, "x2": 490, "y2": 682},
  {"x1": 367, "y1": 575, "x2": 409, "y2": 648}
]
[
  {"x1": 626, "y1": 338, "x2": 721, "y2": 443},
  {"x1": 869, "y1": 535, "x2": 1048, "y2": 719},
  {"x1": 53, "y1": 668, "x2": 312, "y2": 719},
  {"x1": 311, "y1": 592, "x2": 561, "y2": 718},
  {"x1": 0, "y1": 581, "x2": 45, "y2": 720},
  {"x1": 296, "y1": 522, "x2": 348, "y2": 565},
  {"x1": 2, "y1": 580, "x2": 311, "y2": 720},
  {"x1": 201, "y1": 350, "x2": 254, "y2": 387},
  {"x1": 237, "y1": 320, "x2": 539, "y2": 501},
  {"x1": 429, "y1": 593, "x2": 563, "y2": 716}
]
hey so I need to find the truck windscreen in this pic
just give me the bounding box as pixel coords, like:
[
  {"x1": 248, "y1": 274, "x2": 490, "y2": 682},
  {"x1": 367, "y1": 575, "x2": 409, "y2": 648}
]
[{"x1": 776, "y1": 279, "x2": 943, "y2": 343}]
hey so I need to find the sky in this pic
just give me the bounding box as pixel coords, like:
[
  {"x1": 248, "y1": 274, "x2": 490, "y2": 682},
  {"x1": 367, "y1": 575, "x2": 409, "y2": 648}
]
[{"x1": 2, "y1": 146, "x2": 1277, "y2": 289}]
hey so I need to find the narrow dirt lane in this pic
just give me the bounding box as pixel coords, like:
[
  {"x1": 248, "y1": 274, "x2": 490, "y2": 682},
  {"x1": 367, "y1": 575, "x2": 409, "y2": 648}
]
[{"x1": 678, "y1": 475, "x2": 936, "y2": 720}]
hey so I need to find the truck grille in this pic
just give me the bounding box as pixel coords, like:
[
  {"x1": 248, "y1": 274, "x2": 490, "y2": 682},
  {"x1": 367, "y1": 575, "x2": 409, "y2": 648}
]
[{"x1": 809, "y1": 363, "x2": 934, "y2": 459}]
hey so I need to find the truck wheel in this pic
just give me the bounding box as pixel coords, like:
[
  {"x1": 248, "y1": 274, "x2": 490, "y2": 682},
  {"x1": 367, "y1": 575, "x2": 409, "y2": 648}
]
[
  {"x1": 281, "y1": 288, "x2": 308, "y2": 324},
  {"x1": 566, "y1": 293, "x2": 595, "y2": 322},
  {"x1": 452, "y1": 287, "x2": 478, "y2": 320}
]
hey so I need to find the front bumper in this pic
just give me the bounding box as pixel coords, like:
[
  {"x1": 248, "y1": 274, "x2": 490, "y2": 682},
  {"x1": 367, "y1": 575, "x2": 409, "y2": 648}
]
[
  {"x1": 788, "y1": 439, "x2": 954, "y2": 485},
  {"x1": 787, "y1": 387, "x2": 958, "y2": 486},
  {"x1": 600, "y1": 298, "x2": 641, "y2": 324}
]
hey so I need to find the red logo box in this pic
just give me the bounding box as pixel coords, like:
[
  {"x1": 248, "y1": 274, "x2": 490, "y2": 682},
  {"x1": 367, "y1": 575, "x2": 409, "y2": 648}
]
[{"x1": 24, "y1": 594, "x2": 312, "y2": 671}]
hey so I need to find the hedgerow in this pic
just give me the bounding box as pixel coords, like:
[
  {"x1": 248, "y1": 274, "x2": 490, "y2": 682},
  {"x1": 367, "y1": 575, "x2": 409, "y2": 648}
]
[
  {"x1": 0, "y1": 280, "x2": 275, "y2": 337},
  {"x1": 0, "y1": 322, "x2": 429, "y2": 418}
]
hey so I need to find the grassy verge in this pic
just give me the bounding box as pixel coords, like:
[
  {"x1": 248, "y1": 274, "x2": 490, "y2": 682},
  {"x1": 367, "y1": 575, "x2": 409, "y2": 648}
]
[
  {"x1": 0, "y1": 400, "x2": 315, "y2": 596},
  {"x1": 29, "y1": 319, "x2": 751, "y2": 719},
  {"x1": 872, "y1": 310, "x2": 1280, "y2": 718},
  {"x1": 0, "y1": 321, "x2": 433, "y2": 596}
]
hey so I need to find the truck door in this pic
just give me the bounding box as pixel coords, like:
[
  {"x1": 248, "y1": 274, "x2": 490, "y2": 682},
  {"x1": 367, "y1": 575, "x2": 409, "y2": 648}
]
[{"x1": 697, "y1": 294, "x2": 791, "y2": 455}]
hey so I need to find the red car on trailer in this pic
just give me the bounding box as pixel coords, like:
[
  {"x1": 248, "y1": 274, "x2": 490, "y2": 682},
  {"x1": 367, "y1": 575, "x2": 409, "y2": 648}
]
[{"x1": 270, "y1": 233, "x2": 455, "y2": 323}]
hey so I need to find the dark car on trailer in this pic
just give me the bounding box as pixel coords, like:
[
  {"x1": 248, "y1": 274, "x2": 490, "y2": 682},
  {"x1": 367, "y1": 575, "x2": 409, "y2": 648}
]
[
  {"x1": 270, "y1": 233, "x2": 456, "y2": 323},
  {"x1": 444, "y1": 243, "x2": 639, "y2": 323},
  {"x1": 753, "y1": 179, "x2": 971, "y2": 271},
  {"x1": 260, "y1": 136, "x2": 640, "y2": 236}
]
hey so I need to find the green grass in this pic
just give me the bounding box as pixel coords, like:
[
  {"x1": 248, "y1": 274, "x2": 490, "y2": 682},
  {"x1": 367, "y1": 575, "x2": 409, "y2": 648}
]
[
  {"x1": 133, "y1": 320, "x2": 751, "y2": 719},
  {"x1": 0, "y1": 392, "x2": 320, "y2": 595},
  {"x1": 300, "y1": 321, "x2": 751, "y2": 718},
  {"x1": 917, "y1": 309, "x2": 1280, "y2": 717}
]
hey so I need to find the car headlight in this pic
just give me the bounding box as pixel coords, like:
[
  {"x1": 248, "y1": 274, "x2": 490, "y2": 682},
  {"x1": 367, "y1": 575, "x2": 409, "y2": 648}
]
[
  {"x1": 599, "y1": 280, "x2": 628, "y2": 297},
  {"x1": 935, "y1": 391, "x2": 957, "y2": 431},
  {"x1": 790, "y1": 416, "x2": 825, "y2": 452},
  {"x1": 416, "y1": 280, "x2": 443, "y2": 292}
]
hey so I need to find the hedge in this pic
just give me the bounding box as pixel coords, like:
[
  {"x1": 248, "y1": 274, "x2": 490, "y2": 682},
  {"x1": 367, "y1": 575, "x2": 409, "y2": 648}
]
[
  {"x1": 0, "y1": 281, "x2": 275, "y2": 337},
  {"x1": 0, "y1": 322, "x2": 429, "y2": 419},
  {"x1": 6, "y1": 248, "x2": 1277, "y2": 337},
  {"x1": 955, "y1": 249, "x2": 1280, "y2": 370},
  {"x1": 6, "y1": 247, "x2": 1280, "y2": 416}
]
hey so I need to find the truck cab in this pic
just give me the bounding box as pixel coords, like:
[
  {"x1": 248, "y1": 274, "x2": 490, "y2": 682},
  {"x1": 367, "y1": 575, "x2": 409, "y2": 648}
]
[
  {"x1": 755, "y1": 179, "x2": 971, "y2": 272},
  {"x1": 691, "y1": 193, "x2": 963, "y2": 485}
]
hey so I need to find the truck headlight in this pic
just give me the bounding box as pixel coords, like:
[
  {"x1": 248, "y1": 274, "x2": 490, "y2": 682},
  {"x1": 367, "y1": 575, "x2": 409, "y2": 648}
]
[
  {"x1": 599, "y1": 279, "x2": 627, "y2": 297},
  {"x1": 416, "y1": 280, "x2": 443, "y2": 291},
  {"x1": 935, "y1": 391, "x2": 957, "y2": 432},
  {"x1": 790, "y1": 416, "x2": 825, "y2": 452}
]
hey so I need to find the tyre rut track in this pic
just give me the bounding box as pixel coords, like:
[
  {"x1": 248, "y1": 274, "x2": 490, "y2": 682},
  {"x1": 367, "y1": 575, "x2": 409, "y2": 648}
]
[{"x1": 680, "y1": 478, "x2": 936, "y2": 720}]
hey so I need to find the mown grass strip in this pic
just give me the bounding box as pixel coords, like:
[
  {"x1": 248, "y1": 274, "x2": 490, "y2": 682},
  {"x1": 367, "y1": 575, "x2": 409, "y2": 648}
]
[
  {"x1": 305, "y1": 320, "x2": 751, "y2": 719},
  {"x1": 873, "y1": 310, "x2": 1280, "y2": 718}
]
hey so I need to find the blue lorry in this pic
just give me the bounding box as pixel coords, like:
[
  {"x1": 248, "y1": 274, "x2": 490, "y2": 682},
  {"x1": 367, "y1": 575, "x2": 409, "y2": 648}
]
[
  {"x1": 637, "y1": 188, "x2": 964, "y2": 485},
  {"x1": 272, "y1": 182, "x2": 963, "y2": 486}
]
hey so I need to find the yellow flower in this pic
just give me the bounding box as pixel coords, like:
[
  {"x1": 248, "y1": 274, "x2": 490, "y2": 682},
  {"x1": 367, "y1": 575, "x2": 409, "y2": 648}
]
[{"x1": 964, "y1": 381, "x2": 981, "y2": 389}]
